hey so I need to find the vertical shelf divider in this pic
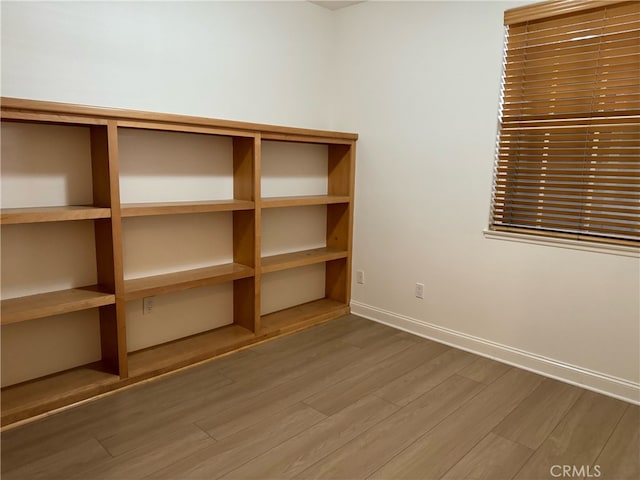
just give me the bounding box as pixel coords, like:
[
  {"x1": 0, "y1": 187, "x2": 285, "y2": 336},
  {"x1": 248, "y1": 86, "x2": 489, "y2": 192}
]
[
  {"x1": 326, "y1": 142, "x2": 356, "y2": 304},
  {"x1": 91, "y1": 121, "x2": 128, "y2": 378},
  {"x1": 232, "y1": 135, "x2": 261, "y2": 333}
]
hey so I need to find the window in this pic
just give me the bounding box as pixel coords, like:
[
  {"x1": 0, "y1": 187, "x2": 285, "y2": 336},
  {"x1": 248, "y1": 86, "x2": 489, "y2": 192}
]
[{"x1": 490, "y1": 0, "x2": 639, "y2": 247}]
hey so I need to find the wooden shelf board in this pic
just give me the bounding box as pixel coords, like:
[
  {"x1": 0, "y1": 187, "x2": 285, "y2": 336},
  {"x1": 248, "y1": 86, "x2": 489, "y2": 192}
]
[
  {"x1": 261, "y1": 298, "x2": 349, "y2": 336},
  {"x1": 1, "y1": 362, "x2": 120, "y2": 427},
  {"x1": 261, "y1": 247, "x2": 348, "y2": 274},
  {"x1": 121, "y1": 200, "x2": 254, "y2": 217},
  {"x1": 261, "y1": 195, "x2": 350, "y2": 209},
  {"x1": 124, "y1": 263, "x2": 254, "y2": 300},
  {"x1": 1, "y1": 287, "x2": 115, "y2": 325},
  {"x1": 0, "y1": 206, "x2": 111, "y2": 225},
  {"x1": 127, "y1": 324, "x2": 255, "y2": 380}
]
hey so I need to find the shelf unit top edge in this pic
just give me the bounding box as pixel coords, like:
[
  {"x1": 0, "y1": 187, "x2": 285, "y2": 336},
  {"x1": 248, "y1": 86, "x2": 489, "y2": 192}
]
[{"x1": 1, "y1": 97, "x2": 358, "y2": 141}]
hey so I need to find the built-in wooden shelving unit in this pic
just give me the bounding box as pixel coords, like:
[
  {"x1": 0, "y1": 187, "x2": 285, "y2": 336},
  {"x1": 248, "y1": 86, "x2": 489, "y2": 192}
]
[{"x1": 0, "y1": 97, "x2": 357, "y2": 428}]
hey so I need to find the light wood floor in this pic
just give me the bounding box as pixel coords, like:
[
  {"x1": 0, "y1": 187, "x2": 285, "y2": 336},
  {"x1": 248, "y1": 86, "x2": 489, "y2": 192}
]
[{"x1": 1, "y1": 315, "x2": 638, "y2": 480}]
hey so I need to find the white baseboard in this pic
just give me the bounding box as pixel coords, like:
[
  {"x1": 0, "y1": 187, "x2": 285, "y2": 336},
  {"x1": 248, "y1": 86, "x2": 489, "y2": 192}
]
[{"x1": 351, "y1": 300, "x2": 640, "y2": 405}]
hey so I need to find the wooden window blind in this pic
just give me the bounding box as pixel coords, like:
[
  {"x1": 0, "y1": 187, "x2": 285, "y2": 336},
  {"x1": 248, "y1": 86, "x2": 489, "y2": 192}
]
[{"x1": 490, "y1": 0, "x2": 639, "y2": 247}]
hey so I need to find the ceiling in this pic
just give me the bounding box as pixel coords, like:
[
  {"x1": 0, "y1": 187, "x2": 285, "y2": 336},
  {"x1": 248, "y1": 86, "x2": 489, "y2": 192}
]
[{"x1": 309, "y1": 1, "x2": 365, "y2": 11}]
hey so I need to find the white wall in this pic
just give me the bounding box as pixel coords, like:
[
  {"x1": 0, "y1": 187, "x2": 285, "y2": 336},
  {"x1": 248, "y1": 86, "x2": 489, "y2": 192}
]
[
  {"x1": 333, "y1": 1, "x2": 640, "y2": 402},
  {"x1": 0, "y1": 0, "x2": 334, "y2": 385},
  {"x1": 1, "y1": 0, "x2": 333, "y2": 128},
  {"x1": 2, "y1": 0, "x2": 639, "y2": 402}
]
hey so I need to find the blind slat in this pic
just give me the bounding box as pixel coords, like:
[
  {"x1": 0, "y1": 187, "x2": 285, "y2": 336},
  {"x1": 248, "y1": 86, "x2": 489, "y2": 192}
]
[
  {"x1": 495, "y1": 187, "x2": 640, "y2": 197},
  {"x1": 505, "y1": 36, "x2": 640, "y2": 63},
  {"x1": 505, "y1": 45, "x2": 639, "y2": 69},
  {"x1": 493, "y1": 199, "x2": 639, "y2": 214},
  {"x1": 495, "y1": 179, "x2": 640, "y2": 191},
  {"x1": 492, "y1": 215, "x2": 638, "y2": 233},
  {"x1": 506, "y1": 1, "x2": 639, "y2": 28},
  {"x1": 498, "y1": 155, "x2": 639, "y2": 163},
  {"x1": 498, "y1": 146, "x2": 640, "y2": 155},
  {"x1": 504, "y1": 68, "x2": 640, "y2": 89},
  {"x1": 497, "y1": 168, "x2": 640, "y2": 177},
  {"x1": 505, "y1": 52, "x2": 639, "y2": 76},
  {"x1": 493, "y1": 193, "x2": 640, "y2": 207},
  {"x1": 509, "y1": 15, "x2": 640, "y2": 47},
  {"x1": 494, "y1": 207, "x2": 638, "y2": 224},
  {"x1": 491, "y1": 226, "x2": 639, "y2": 247},
  {"x1": 501, "y1": 116, "x2": 639, "y2": 127},
  {"x1": 498, "y1": 162, "x2": 640, "y2": 168}
]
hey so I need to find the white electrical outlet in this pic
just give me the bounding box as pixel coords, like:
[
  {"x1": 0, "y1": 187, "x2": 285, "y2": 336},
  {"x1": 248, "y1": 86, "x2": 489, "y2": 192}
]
[
  {"x1": 143, "y1": 296, "x2": 154, "y2": 315},
  {"x1": 415, "y1": 283, "x2": 424, "y2": 299},
  {"x1": 356, "y1": 270, "x2": 365, "y2": 284}
]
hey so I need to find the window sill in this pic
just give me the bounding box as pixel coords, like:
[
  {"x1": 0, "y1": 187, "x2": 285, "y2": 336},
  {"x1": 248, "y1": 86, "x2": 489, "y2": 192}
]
[{"x1": 483, "y1": 229, "x2": 640, "y2": 258}]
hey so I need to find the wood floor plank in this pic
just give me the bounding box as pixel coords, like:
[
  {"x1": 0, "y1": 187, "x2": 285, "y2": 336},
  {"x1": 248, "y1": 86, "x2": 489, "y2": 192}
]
[
  {"x1": 0, "y1": 328, "x2": 285, "y2": 465},
  {"x1": 0, "y1": 420, "x2": 95, "y2": 474},
  {"x1": 69, "y1": 424, "x2": 214, "y2": 480},
  {"x1": 0, "y1": 368, "x2": 232, "y2": 468},
  {"x1": 90, "y1": 373, "x2": 233, "y2": 456},
  {"x1": 513, "y1": 391, "x2": 628, "y2": 480},
  {"x1": 0, "y1": 366, "x2": 233, "y2": 472},
  {"x1": 97, "y1": 340, "x2": 360, "y2": 451},
  {"x1": 220, "y1": 316, "x2": 373, "y2": 383},
  {"x1": 374, "y1": 348, "x2": 475, "y2": 406},
  {"x1": 221, "y1": 319, "x2": 370, "y2": 382},
  {"x1": 303, "y1": 340, "x2": 448, "y2": 415},
  {"x1": 197, "y1": 336, "x2": 417, "y2": 439},
  {"x1": 338, "y1": 320, "x2": 404, "y2": 348},
  {"x1": 594, "y1": 405, "x2": 640, "y2": 480},
  {"x1": 2, "y1": 315, "x2": 637, "y2": 480},
  {"x1": 99, "y1": 419, "x2": 208, "y2": 459},
  {"x1": 83, "y1": 336, "x2": 346, "y2": 443},
  {"x1": 2, "y1": 438, "x2": 111, "y2": 480},
  {"x1": 369, "y1": 368, "x2": 543, "y2": 480},
  {"x1": 179, "y1": 348, "x2": 260, "y2": 380},
  {"x1": 246, "y1": 314, "x2": 367, "y2": 356},
  {"x1": 440, "y1": 433, "x2": 533, "y2": 480},
  {"x1": 147, "y1": 403, "x2": 326, "y2": 480},
  {"x1": 296, "y1": 374, "x2": 484, "y2": 480},
  {"x1": 458, "y1": 355, "x2": 512, "y2": 385},
  {"x1": 222, "y1": 395, "x2": 398, "y2": 479},
  {"x1": 493, "y1": 377, "x2": 583, "y2": 449}
]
